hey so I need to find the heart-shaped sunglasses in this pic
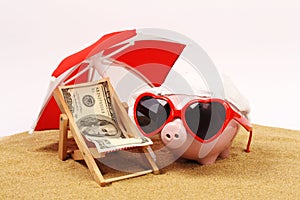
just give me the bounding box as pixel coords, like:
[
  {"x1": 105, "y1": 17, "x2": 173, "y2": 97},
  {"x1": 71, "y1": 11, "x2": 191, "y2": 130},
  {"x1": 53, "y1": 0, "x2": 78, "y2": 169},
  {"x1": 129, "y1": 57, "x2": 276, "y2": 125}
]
[{"x1": 133, "y1": 93, "x2": 253, "y2": 152}]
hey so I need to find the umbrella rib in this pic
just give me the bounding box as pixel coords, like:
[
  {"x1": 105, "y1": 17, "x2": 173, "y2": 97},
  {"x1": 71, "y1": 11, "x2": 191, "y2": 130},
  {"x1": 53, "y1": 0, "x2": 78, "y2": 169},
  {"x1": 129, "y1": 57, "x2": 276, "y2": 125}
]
[
  {"x1": 89, "y1": 66, "x2": 96, "y2": 82},
  {"x1": 102, "y1": 41, "x2": 134, "y2": 59},
  {"x1": 63, "y1": 63, "x2": 92, "y2": 85}
]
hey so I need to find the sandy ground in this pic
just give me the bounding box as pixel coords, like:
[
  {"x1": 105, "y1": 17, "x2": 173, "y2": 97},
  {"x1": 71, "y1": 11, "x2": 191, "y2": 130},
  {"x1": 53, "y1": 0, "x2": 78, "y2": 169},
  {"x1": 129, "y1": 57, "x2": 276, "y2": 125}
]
[{"x1": 0, "y1": 124, "x2": 299, "y2": 199}]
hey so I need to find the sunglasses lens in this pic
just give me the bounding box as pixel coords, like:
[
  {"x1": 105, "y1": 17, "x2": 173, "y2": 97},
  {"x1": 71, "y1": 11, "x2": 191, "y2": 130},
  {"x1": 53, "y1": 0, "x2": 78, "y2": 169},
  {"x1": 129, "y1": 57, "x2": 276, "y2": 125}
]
[
  {"x1": 136, "y1": 96, "x2": 171, "y2": 135},
  {"x1": 185, "y1": 101, "x2": 226, "y2": 141}
]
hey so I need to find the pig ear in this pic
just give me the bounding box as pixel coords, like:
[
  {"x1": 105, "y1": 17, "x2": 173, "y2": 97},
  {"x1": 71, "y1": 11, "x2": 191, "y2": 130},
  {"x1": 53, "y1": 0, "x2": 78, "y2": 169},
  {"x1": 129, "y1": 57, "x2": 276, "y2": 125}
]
[{"x1": 222, "y1": 73, "x2": 251, "y2": 116}]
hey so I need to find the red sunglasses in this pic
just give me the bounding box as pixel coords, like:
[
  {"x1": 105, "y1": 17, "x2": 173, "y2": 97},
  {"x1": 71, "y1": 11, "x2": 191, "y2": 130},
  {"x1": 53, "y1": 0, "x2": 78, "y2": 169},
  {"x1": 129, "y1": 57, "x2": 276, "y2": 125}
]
[{"x1": 133, "y1": 92, "x2": 253, "y2": 152}]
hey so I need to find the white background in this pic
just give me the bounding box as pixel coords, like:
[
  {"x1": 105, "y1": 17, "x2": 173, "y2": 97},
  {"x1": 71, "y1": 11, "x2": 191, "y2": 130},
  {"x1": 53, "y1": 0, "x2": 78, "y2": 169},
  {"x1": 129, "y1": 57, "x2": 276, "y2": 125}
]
[{"x1": 0, "y1": 0, "x2": 299, "y2": 137}]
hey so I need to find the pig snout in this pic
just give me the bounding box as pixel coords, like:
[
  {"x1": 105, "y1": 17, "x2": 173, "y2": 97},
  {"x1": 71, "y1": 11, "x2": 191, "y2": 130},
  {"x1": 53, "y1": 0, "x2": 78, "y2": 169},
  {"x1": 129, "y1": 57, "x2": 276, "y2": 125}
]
[{"x1": 161, "y1": 119, "x2": 187, "y2": 149}]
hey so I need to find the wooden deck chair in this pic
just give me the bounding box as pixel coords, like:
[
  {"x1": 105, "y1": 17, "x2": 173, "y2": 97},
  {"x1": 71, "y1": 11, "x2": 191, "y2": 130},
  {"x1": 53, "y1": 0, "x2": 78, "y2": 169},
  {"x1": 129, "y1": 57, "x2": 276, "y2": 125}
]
[{"x1": 53, "y1": 78, "x2": 159, "y2": 187}]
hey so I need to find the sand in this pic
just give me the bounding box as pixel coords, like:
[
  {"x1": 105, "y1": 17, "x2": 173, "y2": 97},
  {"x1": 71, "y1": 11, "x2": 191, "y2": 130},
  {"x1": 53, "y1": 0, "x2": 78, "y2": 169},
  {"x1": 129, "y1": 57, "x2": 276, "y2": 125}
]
[{"x1": 0, "y1": 124, "x2": 299, "y2": 199}]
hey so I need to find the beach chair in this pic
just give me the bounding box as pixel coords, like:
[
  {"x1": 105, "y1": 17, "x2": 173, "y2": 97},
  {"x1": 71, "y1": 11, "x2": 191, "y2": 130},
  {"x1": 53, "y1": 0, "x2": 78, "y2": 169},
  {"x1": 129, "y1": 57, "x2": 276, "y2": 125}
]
[{"x1": 53, "y1": 79, "x2": 159, "y2": 187}]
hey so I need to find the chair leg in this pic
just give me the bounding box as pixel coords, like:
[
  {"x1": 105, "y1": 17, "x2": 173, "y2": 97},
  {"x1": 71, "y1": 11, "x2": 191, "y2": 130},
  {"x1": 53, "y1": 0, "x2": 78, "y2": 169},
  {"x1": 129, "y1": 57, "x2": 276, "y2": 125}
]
[
  {"x1": 58, "y1": 114, "x2": 68, "y2": 161},
  {"x1": 142, "y1": 147, "x2": 160, "y2": 175}
]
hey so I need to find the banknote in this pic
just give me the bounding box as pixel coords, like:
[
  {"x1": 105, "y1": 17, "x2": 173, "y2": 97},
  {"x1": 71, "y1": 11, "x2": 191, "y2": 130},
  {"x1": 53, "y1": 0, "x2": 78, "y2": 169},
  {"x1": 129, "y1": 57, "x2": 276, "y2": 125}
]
[
  {"x1": 61, "y1": 80, "x2": 152, "y2": 153},
  {"x1": 85, "y1": 135, "x2": 151, "y2": 153}
]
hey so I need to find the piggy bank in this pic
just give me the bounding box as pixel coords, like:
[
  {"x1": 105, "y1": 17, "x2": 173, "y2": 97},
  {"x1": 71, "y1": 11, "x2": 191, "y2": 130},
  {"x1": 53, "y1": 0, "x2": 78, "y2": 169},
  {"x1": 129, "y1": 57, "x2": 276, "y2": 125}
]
[{"x1": 131, "y1": 75, "x2": 252, "y2": 165}]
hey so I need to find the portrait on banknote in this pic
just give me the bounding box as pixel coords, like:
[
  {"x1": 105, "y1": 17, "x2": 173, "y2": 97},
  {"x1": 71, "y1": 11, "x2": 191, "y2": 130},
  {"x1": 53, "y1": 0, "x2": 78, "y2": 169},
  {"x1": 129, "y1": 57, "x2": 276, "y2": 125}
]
[
  {"x1": 59, "y1": 79, "x2": 152, "y2": 153},
  {"x1": 76, "y1": 114, "x2": 121, "y2": 138}
]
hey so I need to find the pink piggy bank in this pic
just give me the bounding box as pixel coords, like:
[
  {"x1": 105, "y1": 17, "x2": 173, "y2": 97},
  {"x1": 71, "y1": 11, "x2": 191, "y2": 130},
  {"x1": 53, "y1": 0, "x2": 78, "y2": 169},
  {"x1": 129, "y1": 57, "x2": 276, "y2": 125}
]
[{"x1": 132, "y1": 76, "x2": 253, "y2": 165}]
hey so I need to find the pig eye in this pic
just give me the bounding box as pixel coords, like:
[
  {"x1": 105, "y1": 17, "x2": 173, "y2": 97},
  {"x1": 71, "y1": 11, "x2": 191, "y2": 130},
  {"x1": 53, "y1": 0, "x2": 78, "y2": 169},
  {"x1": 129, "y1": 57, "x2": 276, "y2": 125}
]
[
  {"x1": 136, "y1": 96, "x2": 170, "y2": 135},
  {"x1": 185, "y1": 102, "x2": 226, "y2": 140}
]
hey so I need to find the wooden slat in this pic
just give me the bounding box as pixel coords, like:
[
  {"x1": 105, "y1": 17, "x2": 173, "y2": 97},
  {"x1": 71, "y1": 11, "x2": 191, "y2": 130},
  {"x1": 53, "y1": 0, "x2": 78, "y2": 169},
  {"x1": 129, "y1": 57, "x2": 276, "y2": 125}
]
[
  {"x1": 142, "y1": 147, "x2": 160, "y2": 175},
  {"x1": 58, "y1": 114, "x2": 68, "y2": 161},
  {"x1": 104, "y1": 170, "x2": 153, "y2": 184},
  {"x1": 71, "y1": 150, "x2": 83, "y2": 161},
  {"x1": 71, "y1": 149, "x2": 106, "y2": 160},
  {"x1": 89, "y1": 148, "x2": 106, "y2": 159}
]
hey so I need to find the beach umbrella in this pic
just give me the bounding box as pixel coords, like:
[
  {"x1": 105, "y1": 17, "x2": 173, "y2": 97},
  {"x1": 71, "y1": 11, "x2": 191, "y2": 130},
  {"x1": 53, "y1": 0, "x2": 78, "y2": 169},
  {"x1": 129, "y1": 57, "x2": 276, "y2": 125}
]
[{"x1": 31, "y1": 29, "x2": 204, "y2": 131}]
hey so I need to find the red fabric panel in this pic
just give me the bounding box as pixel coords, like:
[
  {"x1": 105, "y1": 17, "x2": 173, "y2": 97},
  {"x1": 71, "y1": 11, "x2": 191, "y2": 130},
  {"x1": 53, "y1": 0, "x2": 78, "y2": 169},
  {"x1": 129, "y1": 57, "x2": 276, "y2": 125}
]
[
  {"x1": 109, "y1": 40, "x2": 185, "y2": 86},
  {"x1": 52, "y1": 30, "x2": 137, "y2": 78},
  {"x1": 34, "y1": 96, "x2": 61, "y2": 131}
]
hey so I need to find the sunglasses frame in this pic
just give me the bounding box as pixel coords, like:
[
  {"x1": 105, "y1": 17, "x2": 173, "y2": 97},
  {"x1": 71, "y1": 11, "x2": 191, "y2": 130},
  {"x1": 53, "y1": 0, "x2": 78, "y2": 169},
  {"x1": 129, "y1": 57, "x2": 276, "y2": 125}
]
[{"x1": 134, "y1": 92, "x2": 253, "y2": 152}]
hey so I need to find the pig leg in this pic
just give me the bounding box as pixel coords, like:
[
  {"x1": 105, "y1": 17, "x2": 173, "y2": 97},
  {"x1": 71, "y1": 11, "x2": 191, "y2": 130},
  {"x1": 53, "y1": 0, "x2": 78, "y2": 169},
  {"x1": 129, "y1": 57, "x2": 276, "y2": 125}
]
[
  {"x1": 198, "y1": 146, "x2": 230, "y2": 164},
  {"x1": 197, "y1": 154, "x2": 219, "y2": 165},
  {"x1": 218, "y1": 146, "x2": 230, "y2": 159}
]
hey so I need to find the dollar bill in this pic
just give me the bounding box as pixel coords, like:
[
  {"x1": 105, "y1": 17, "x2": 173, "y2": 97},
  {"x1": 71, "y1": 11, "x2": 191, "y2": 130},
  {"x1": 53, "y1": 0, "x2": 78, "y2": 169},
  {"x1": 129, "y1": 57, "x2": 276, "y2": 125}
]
[{"x1": 61, "y1": 80, "x2": 152, "y2": 153}]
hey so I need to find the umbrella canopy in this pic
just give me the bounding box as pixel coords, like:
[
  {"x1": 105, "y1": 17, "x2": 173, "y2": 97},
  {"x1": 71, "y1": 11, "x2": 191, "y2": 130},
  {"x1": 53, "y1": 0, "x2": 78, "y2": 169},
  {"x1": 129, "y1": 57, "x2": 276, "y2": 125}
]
[{"x1": 32, "y1": 29, "x2": 186, "y2": 131}]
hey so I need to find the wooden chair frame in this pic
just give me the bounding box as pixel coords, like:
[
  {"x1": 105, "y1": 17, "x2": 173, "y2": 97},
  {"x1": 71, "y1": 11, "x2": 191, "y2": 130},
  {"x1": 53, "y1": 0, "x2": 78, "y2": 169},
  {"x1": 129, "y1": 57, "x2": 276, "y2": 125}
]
[{"x1": 53, "y1": 79, "x2": 159, "y2": 187}]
